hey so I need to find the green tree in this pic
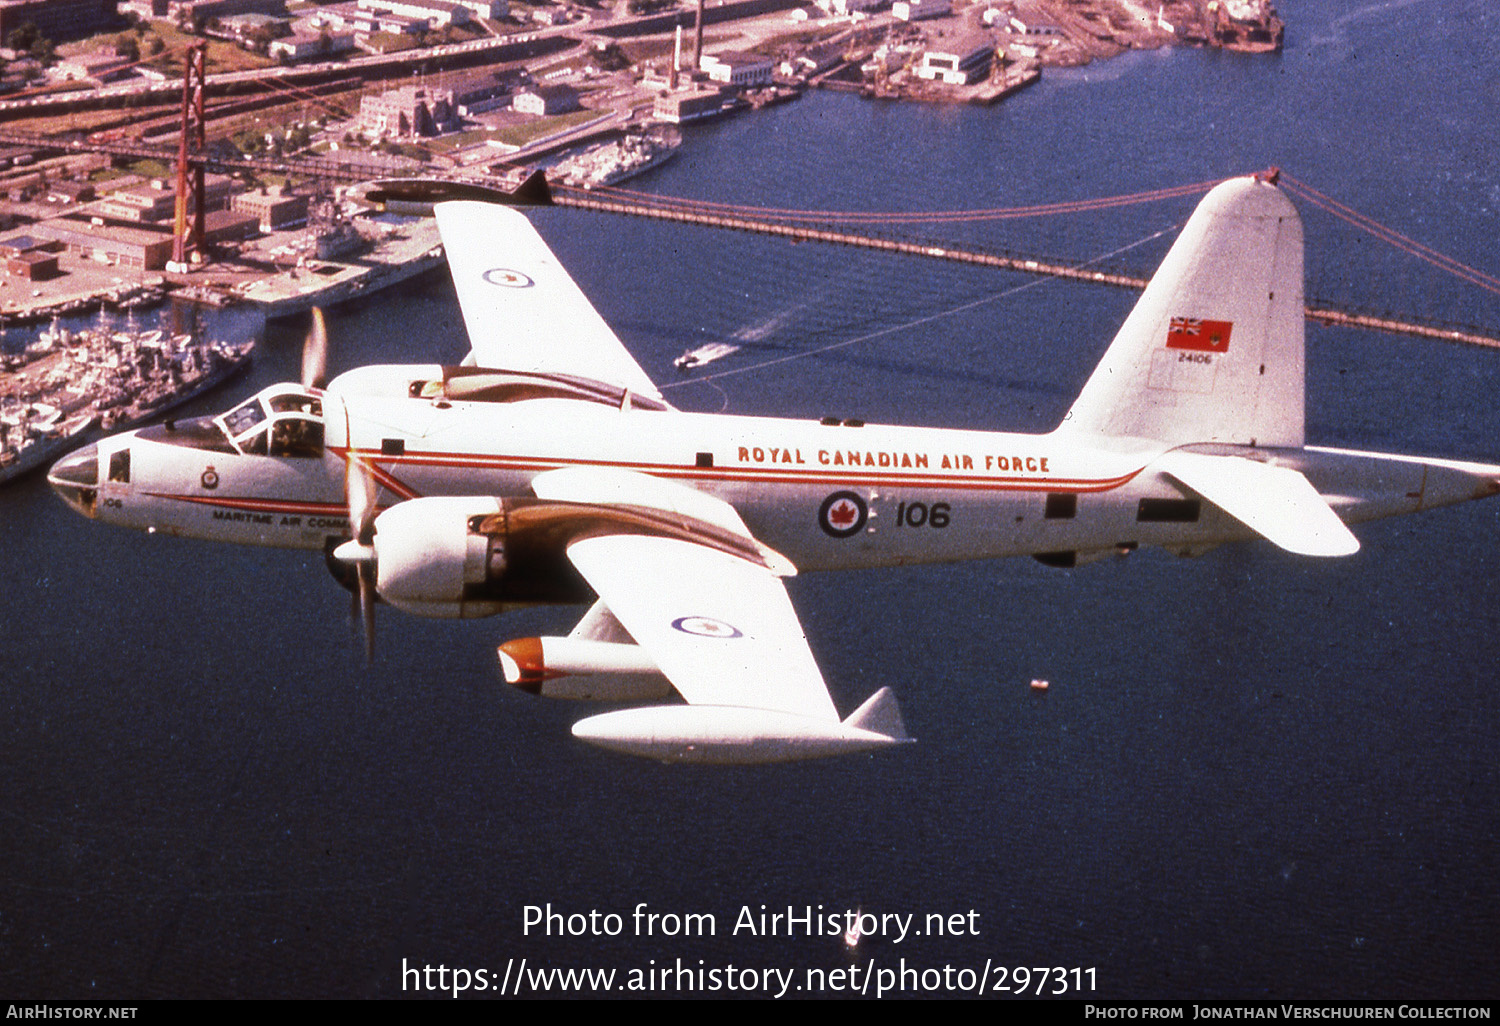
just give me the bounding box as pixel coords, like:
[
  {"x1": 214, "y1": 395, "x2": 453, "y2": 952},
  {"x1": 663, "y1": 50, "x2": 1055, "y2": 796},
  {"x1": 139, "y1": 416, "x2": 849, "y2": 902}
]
[
  {"x1": 29, "y1": 35, "x2": 55, "y2": 65},
  {"x1": 7, "y1": 22, "x2": 37, "y2": 51}
]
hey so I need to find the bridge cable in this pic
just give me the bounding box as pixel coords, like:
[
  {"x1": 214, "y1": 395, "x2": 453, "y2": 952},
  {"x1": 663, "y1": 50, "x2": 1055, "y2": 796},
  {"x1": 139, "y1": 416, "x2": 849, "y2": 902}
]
[
  {"x1": 583, "y1": 178, "x2": 1223, "y2": 226},
  {"x1": 1281, "y1": 174, "x2": 1500, "y2": 297},
  {"x1": 661, "y1": 222, "x2": 1181, "y2": 393}
]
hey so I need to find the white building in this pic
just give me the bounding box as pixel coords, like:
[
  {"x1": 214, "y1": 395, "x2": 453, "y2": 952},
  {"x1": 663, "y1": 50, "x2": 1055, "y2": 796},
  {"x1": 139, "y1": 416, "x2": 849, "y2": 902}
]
[
  {"x1": 698, "y1": 51, "x2": 774, "y2": 88},
  {"x1": 269, "y1": 29, "x2": 356, "y2": 60},
  {"x1": 512, "y1": 82, "x2": 579, "y2": 116},
  {"x1": 915, "y1": 35, "x2": 993, "y2": 84},
  {"x1": 893, "y1": 0, "x2": 947, "y2": 20},
  {"x1": 356, "y1": 0, "x2": 470, "y2": 28},
  {"x1": 452, "y1": 0, "x2": 504, "y2": 17}
]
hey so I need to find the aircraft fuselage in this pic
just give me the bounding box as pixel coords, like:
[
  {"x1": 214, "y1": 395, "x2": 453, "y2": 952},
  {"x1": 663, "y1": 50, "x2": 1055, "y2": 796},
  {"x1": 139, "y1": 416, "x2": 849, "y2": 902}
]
[{"x1": 50, "y1": 365, "x2": 1500, "y2": 578}]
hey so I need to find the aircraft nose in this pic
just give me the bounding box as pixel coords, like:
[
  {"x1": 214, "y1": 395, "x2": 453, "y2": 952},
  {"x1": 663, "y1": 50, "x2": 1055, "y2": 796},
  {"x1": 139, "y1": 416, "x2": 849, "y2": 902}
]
[{"x1": 48, "y1": 444, "x2": 100, "y2": 519}]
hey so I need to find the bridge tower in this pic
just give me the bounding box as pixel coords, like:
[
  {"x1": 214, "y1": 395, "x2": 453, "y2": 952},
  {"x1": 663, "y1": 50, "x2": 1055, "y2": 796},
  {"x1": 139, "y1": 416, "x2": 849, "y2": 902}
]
[{"x1": 171, "y1": 42, "x2": 207, "y2": 269}]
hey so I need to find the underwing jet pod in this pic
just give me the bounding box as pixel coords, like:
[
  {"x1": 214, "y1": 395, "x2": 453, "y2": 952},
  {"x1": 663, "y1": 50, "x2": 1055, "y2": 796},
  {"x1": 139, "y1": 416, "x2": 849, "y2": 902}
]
[{"x1": 48, "y1": 173, "x2": 1500, "y2": 764}]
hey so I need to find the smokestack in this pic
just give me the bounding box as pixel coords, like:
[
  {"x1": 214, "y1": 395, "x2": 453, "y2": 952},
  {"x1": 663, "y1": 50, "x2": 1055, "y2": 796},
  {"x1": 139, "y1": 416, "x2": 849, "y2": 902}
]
[
  {"x1": 671, "y1": 23, "x2": 681, "y2": 89},
  {"x1": 694, "y1": 0, "x2": 703, "y2": 74}
]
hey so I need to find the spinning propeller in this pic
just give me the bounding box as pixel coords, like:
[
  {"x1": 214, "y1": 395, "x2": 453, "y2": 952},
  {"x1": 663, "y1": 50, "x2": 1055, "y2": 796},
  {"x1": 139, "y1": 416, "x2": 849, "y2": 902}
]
[
  {"x1": 333, "y1": 456, "x2": 380, "y2": 663},
  {"x1": 301, "y1": 306, "x2": 329, "y2": 390},
  {"x1": 307, "y1": 306, "x2": 379, "y2": 661}
]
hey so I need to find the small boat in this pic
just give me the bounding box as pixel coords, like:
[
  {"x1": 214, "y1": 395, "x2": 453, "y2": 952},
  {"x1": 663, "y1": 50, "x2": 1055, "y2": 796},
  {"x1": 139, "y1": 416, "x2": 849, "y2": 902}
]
[
  {"x1": 844, "y1": 909, "x2": 862, "y2": 948},
  {"x1": 674, "y1": 342, "x2": 740, "y2": 371}
]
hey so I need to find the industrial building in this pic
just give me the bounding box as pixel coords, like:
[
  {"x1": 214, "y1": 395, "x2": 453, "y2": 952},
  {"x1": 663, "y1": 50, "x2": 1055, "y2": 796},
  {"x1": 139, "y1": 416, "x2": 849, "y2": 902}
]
[
  {"x1": 359, "y1": 85, "x2": 458, "y2": 138},
  {"x1": 916, "y1": 35, "x2": 994, "y2": 84},
  {"x1": 0, "y1": 234, "x2": 61, "y2": 280},
  {"x1": 512, "y1": 83, "x2": 579, "y2": 116},
  {"x1": 30, "y1": 219, "x2": 174, "y2": 271},
  {"x1": 698, "y1": 51, "x2": 774, "y2": 88},
  {"x1": 652, "y1": 85, "x2": 728, "y2": 124},
  {"x1": 231, "y1": 187, "x2": 309, "y2": 231}
]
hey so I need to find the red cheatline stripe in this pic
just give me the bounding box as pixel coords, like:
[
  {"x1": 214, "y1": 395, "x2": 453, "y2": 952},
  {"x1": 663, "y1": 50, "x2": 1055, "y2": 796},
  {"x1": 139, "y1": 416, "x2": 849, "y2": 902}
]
[
  {"x1": 335, "y1": 447, "x2": 1145, "y2": 495},
  {"x1": 145, "y1": 493, "x2": 349, "y2": 516}
]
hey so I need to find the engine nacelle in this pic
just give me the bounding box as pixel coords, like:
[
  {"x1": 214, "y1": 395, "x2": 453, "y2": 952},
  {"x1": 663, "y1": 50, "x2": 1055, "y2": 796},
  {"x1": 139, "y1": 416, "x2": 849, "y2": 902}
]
[
  {"x1": 369, "y1": 496, "x2": 591, "y2": 618},
  {"x1": 498, "y1": 636, "x2": 671, "y2": 701},
  {"x1": 362, "y1": 492, "x2": 777, "y2": 619}
]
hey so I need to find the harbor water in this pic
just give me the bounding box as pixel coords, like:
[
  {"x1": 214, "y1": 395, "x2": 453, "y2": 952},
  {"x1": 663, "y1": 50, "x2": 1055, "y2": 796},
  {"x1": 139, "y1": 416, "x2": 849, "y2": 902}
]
[{"x1": 2, "y1": 0, "x2": 1498, "y2": 998}]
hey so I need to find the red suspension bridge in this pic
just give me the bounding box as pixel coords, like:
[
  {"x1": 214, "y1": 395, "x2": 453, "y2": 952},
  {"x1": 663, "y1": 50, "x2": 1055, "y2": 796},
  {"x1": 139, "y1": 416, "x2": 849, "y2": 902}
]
[
  {"x1": 552, "y1": 171, "x2": 1500, "y2": 351},
  {"x1": 2, "y1": 100, "x2": 1495, "y2": 350}
]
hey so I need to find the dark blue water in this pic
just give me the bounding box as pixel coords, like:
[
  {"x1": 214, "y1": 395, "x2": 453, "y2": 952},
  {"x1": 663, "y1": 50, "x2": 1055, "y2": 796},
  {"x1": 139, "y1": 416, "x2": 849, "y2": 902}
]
[{"x1": 4, "y1": 0, "x2": 1499, "y2": 999}]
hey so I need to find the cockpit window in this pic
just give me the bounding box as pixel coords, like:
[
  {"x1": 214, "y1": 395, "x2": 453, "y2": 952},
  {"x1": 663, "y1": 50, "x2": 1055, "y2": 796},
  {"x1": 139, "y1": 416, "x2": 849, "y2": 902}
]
[
  {"x1": 211, "y1": 385, "x2": 325, "y2": 457},
  {"x1": 222, "y1": 399, "x2": 266, "y2": 437},
  {"x1": 238, "y1": 425, "x2": 269, "y2": 455},
  {"x1": 269, "y1": 394, "x2": 322, "y2": 417},
  {"x1": 269, "y1": 417, "x2": 324, "y2": 458},
  {"x1": 108, "y1": 449, "x2": 130, "y2": 483}
]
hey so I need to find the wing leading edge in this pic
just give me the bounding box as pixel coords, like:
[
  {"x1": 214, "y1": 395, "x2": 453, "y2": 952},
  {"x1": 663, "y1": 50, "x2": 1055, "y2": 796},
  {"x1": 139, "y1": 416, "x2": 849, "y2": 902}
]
[{"x1": 433, "y1": 202, "x2": 665, "y2": 402}]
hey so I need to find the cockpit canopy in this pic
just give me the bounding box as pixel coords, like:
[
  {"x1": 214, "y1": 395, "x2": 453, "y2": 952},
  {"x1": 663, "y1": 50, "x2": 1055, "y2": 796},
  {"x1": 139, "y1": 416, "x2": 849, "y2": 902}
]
[
  {"x1": 409, "y1": 367, "x2": 671, "y2": 412},
  {"x1": 217, "y1": 385, "x2": 324, "y2": 457},
  {"x1": 139, "y1": 383, "x2": 325, "y2": 458}
]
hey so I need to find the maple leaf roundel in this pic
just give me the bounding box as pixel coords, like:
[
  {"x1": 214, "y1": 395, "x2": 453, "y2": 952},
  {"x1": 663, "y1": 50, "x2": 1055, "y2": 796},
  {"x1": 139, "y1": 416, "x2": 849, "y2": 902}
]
[{"x1": 818, "y1": 491, "x2": 867, "y2": 539}]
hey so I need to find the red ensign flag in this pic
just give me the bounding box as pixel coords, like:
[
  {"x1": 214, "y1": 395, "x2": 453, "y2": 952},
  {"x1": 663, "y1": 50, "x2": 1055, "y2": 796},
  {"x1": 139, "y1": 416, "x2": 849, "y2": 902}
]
[{"x1": 1165, "y1": 317, "x2": 1233, "y2": 353}]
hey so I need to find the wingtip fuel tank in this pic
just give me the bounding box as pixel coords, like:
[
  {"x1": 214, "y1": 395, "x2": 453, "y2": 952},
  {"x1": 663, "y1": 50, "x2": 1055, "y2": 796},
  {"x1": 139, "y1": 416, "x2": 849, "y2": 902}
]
[{"x1": 571, "y1": 693, "x2": 914, "y2": 765}]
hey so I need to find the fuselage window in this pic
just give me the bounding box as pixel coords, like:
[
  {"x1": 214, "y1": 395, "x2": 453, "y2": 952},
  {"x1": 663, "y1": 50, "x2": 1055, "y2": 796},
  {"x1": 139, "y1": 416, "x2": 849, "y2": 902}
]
[
  {"x1": 1044, "y1": 493, "x2": 1077, "y2": 519},
  {"x1": 1137, "y1": 498, "x2": 1201, "y2": 523}
]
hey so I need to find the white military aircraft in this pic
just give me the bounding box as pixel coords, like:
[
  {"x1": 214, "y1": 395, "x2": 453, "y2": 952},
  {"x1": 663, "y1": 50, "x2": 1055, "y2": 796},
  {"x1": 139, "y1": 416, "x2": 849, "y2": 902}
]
[{"x1": 48, "y1": 173, "x2": 1500, "y2": 763}]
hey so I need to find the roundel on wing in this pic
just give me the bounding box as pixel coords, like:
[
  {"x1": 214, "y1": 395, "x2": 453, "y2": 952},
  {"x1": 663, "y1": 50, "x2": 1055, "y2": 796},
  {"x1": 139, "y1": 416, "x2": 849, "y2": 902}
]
[
  {"x1": 482, "y1": 267, "x2": 534, "y2": 288},
  {"x1": 818, "y1": 491, "x2": 867, "y2": 538},
  {"x1": 671, "y1": 616, "x2": 743, "y2": 639}
]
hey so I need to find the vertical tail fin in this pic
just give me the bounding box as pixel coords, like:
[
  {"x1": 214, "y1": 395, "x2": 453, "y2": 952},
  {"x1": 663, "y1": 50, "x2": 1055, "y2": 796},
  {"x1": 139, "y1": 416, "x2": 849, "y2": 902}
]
[{"x1": 1062, "y1": 175, "x2": 1305, "y2": 448}]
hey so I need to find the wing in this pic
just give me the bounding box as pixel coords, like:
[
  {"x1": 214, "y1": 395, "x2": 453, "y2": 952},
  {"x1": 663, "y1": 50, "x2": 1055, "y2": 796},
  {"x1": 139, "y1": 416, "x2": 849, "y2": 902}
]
[
  {"x1": 530, "y1": 465, "x2": 795, "y2": 576},
  {"x1": 522, "y1": 467, "x2": 910, "y2": 762},
  {"x1": 563, "y1": 536, "x2": 910, "y2": 763},
  {"x1": 433, "y1": 201, "x2": 665, "y2": 402},
  {"x1": 532, "y1": 465, "x2": 817, "y2": 713},
  {"x1": 565, "y1": 533, "x2": 837, "y2": 720}
]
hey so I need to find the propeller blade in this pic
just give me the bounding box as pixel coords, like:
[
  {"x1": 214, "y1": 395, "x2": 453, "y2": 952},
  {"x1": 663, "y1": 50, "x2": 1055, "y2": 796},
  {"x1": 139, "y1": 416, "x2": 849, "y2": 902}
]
[
  {"x1": 358, "y1": 563, "x2": 376, "y2": 665},
  {"x1": 346, "y1": 456, "x2": 378, "y2": 547},
  {"x1": 340, "y1": 454, "x2": 380, "y2": 662},
  {"x1": 301, "y1": 306, "x2": 329, "y2": 389}
]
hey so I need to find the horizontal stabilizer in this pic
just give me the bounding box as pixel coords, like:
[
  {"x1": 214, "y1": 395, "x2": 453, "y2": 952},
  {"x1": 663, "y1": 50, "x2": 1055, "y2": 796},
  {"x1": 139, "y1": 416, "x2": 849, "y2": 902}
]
[
  {"x1": 1154, "y1": 450, "x2": 1359, "y2": 557},
  {"x1": 356, "y1": 171, "x2": 553, "y2": 214}
]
